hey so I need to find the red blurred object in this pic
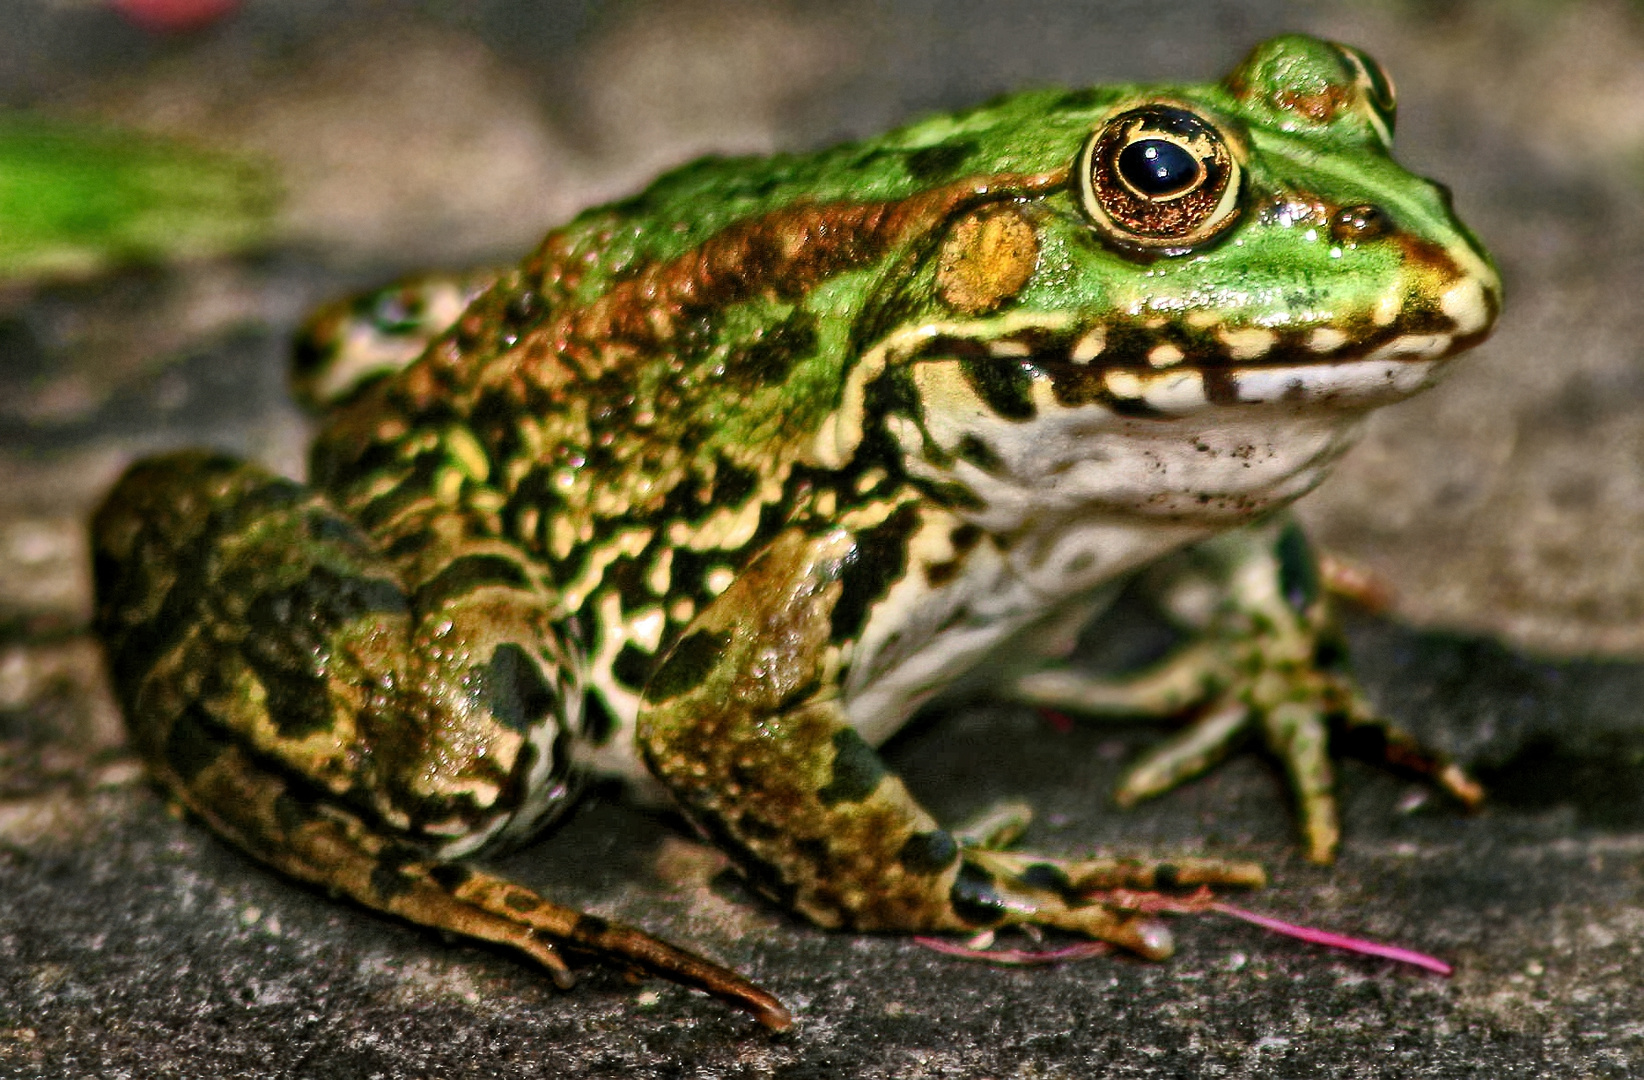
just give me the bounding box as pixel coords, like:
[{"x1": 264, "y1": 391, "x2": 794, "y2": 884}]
[{"x1": 110, "y1": 0, "x2": 240, "y2": 33}]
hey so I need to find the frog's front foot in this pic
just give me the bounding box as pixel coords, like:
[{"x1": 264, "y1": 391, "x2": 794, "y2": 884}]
[
  {"x1": 954, "y1": 847, "x2": 1266, "y2": 957},
  {"x1": 1011, "y1": 523, "x2": 1484, "y2": 864}
]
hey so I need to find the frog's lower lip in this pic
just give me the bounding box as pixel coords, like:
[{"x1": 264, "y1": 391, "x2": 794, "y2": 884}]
[
  {"x1": 912, "y1": 320, "x2": 1489, "y2": 415},
  {"x1": 1071, "y1": 356, "x2": 1449, "y2": 415}
]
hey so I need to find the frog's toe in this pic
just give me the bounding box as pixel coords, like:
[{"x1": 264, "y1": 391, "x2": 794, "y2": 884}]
[
  {"x1": 1010, "y1": 642, "x2": 1227, "y2": 718},
  {"x1": 1260, "y1": 700, "x2": 1340, "y2": 863},
  {"x1": 1113, "y1": 701, "x2": 1253, "y2": 808},
  {"x1": 1334, "y1": 704, "x2": 1486, "y2": 811},
  {"x1": 952, "y1": 799, "x2": 1035, "y2": 849},
  {"x1": 957, "y1": 848, "x2": 1264, "y2": 959}
]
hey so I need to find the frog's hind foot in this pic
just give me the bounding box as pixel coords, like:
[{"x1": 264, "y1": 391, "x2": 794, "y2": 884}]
[
  {"x1": 291, "y1": 268, "x2": 501, "y2": 413},
  {"x1": 171, "y1": 749, "x2": 792, "y2": 1030}
]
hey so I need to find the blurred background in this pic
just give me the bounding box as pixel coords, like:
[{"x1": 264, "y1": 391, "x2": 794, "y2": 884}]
[
  {"x1": 1, "y1": 1, "x2": 1642, "y2": 1075},
  {"x1": 3, "y1": 0, "x2": 1642, "y2": 657}
]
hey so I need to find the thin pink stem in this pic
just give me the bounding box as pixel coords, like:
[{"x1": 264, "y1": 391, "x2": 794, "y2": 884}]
[{"x1": 1210, "y1": 902, "x2": 1453, "y2": 976}]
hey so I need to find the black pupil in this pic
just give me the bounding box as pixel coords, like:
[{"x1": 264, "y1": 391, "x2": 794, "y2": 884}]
[{"x1": 1117, "y1": 139, "x2": 1201, "y2": 197}]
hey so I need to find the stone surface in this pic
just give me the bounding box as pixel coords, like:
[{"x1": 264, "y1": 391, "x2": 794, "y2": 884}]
[{"x1": 1, "y1": 0, "x2": 1641, "y2": 1076}]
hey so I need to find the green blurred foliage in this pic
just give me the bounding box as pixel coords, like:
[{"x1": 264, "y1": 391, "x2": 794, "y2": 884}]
[{"x1": 0, "y1": 117, "x2": 276, "y2": 281}]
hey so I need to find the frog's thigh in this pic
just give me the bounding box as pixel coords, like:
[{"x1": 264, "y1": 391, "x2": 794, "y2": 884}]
[
  {"x1": 636, "y1": 528, "x2": 1260, "y2": 948},
  {"x1": 94, "y1": 451, "x2": 578, "y2": 851},
  {"x1": 94, "y1": 452, "x2": 791, "y2": 1026}
]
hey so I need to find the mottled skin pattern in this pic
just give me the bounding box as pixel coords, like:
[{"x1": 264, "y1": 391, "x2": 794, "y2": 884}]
[{"x1": 93, "y1": 37, "x2": 1499, "y2": 1029}]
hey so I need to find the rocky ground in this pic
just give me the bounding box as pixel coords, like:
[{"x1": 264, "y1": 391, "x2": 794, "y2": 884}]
[{"x1": 1, "y1": 0, "x2": 1642, "y2": 1076}]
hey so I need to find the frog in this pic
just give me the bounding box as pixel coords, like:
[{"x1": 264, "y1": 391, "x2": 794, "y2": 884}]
[{"x1": 90, "y1": 35, "x2": 1499, "y2": 1031}]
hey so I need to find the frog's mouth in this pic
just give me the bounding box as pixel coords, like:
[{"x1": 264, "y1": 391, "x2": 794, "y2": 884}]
[{"x1": 903, "y1": 279, "x2": 1497, "y2": 418}]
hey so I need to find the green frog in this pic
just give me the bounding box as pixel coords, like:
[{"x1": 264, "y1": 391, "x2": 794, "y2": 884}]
[{"x1": 91, "y1": 35, "x2": 1499, "y2": 1030}]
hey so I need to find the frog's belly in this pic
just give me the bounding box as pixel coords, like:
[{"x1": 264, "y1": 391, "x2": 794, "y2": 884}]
[
  {"x1": 838, "y1": 513, "x2": 1208, "y2": 747},
  {"x1": 844, "y1": 400, "x2": 1371, "y2": 744}
]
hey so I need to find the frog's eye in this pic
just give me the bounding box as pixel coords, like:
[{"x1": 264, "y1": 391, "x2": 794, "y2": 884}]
[{"x1": 1077, "y1": 104, "x2": 1243, "y2": 252}]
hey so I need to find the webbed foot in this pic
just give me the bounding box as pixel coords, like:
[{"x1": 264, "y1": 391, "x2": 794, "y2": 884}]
[{"x1": 1011, "y1": 521, "x2": 1483, "y2": 863}]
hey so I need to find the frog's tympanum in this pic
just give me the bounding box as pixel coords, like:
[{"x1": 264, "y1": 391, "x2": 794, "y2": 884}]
[{"x1": 92, "y1": 37, "x2": 1499, "y2": 1029}]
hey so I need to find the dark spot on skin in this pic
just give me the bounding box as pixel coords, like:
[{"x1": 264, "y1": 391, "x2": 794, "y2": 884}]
[
  {"x1": 1274, "y1": 521, "x2": 1320, "y2": 615},
  {"x1": 817, "y1": 729, "x2": 888, "y2": 806},
  {"x1": 796, "y1": 836, "x2": 830, "y2": 866},
  {"x1": 1201, "y1": 368, "x2": 1242, "y2": 406},
  {"x1": 428, "y1": 863, "x2": 472, "y2": 892},
  {"x1": 383, "y1": 530, "x2": 434, "y2": 560},
  {"x1": 305, "y1": 509, "x2": 366, "y2": 549},
  {"x1": 911, "y1": 335, "x2": 991, "y2": 363},
  {"x1": 482, "y1": 643, "x2": 559, "y2": 734},
  {"x1": 646, "y1": 629, "x2": 729, "y2": 701},
  {"x1": 959, "y1": 356, "x2": 1036, "y2": 421},
  {"x1": 413, "y1": 554, "x2": 531, "y2": 610},
  {"x1": 710, "y1": 456, "x2": 761, "y2": 508},
  {"x1": 242, "y1": 566, "x2": 407, "y2": 740},
  {"x1": 505, "y1": 288, "x2": 544, "y2": 328},
  {"x1": 862, "y1": 363, "x2": 922, "y2": 419},
  {"x1": 831, "y1": 503, "x2": 921, "y2": 642},
  {"x1": 1054, "y1": 87, "x2": 1104, "y2": 111},
  {"x1": 906, "y1": 141, "x2": 977, "y2": 181},
  {"x1": 681, "y1": 803, "x2": 799, "y2": 909},
  {"x1": 1018, "y1": 862, "x2": 1073, "y2": 896},
  {"x1": 273, "y1": 792, "x2": 309, "y2": 836},
  {"x1": 950, "y1": 860, "x2": 1009, "y2": 925},
  {"x1": 1313, "y1": 632, "x2": 1348, "y2": 672},
  {"x1": 611, "y1": 642, "x2": 655, "y2": 692},
  {"x1": 471, "y1": 390, "x2": 527, "y2": 465},
  {"x1": 1105, "y1": 394, "x2": 1167, "y2": 419},
  {"x1": 956, "y1": 433, "x2": 1005, "y2": 474},
  {"x1": 723, "y1": 310, "x2": 819, "y2": 386},
  {"x1": 602, "y1": 556, "x2": 651, "y2": 611},
  {"x1": 369, "y1": 843, "x2": 423, "y2": 902},
  {"x1": 355, "y1": 451, "x2": 442, "y2": 532},
  {"x1": 574, "y1": 913, "x2": 610, "y2": 938},
  {"x1": 924, "y1": 559, "x2": 960, "y2": 588},
  {"x1": 897, "y1": 830, "x2": 960, "y2": 875},
  {"x1": 664, "y1": 547, "x2": 712, "y2": 600},
  {"x1": 581, "y1": 687, "x2": 617, "y2": 744},
  {"x1": 317, "y1": 439, "x2": 401, "y2": 494},
  {"x1": 907, "y1": 477, "x2": 986, "y2": 512},
  {"x1": 949, "y1": 524, "x2": 983, "y2": 553}
]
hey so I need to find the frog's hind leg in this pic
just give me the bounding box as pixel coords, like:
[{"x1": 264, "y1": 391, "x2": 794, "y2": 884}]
[
  {"x1": 166, "y1": 743, "x2": 790, "y2": 1027},
  {"x1": 638, "y1": 526, "x2": 1264, "y2": 962},
  {"x1": 92, "y1": 450, "x2": 789, "y2": 1028}
]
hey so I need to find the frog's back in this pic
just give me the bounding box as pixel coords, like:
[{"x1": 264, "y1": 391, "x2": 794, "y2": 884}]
[{"x1": 304, "y1": 87, "x2": 1126, "y2": 585}]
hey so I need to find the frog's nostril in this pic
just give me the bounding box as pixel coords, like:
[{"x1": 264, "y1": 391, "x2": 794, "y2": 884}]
[{"x1": 1329, "y1": 204, "x2": 1392, "y2": 244}]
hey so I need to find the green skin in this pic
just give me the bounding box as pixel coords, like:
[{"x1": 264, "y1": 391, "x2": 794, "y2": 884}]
[{"x1": 93, "y1": 36, "x2": 1499, "y2": 1030}]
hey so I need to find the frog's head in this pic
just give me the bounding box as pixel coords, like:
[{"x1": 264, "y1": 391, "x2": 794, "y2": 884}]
[{"x1": 833, "y1": 34, "x2": 1500, "y2": 524}]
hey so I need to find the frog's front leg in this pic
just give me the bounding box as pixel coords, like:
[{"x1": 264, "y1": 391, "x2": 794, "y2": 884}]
[
  {"x1": 1010, "y1": 517, "x2": 1484, "y2": 863},
  {"x1": 92, "y1": 452, "x2": 789, "y2": 1028},
  {"x1": 638, "y1": 527, "x2": 1263, "y2": 956}
]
